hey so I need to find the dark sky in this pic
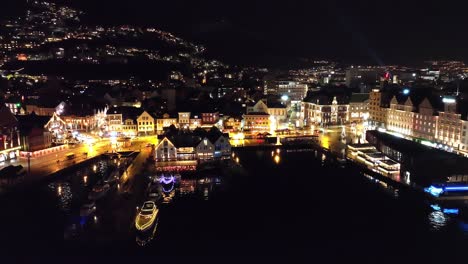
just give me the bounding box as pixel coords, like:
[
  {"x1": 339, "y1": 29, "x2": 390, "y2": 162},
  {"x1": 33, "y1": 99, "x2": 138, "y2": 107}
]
[{"x1": 3, "y1": 0, "x2": 468, "y2": 67}]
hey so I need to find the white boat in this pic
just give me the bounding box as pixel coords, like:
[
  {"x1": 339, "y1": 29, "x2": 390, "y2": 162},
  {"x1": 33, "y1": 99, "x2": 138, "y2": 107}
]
[
  {"x1": 148, "y1": 191, "x2": 161, "y2": 202},
  {"x1": 80, "y1": 202, "x2": 97, "y2": 217},
  {"x1": 88, "y1": 183, "x2": 111, "y2": 200},
  {"x1": 135, "y1": 201, "x2": 159, "y2": 232}
]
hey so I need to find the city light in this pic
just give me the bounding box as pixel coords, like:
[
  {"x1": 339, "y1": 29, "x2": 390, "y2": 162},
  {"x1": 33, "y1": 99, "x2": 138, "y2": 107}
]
[
  {"x1": 442, "y1": 97, "x2": 456, "y2": 104},
  {"x1": 403, "y1": 89, "x2": 410, "y2": 95},
  {"x1": 274, "y1": 155, "x2": 280, "y2": 164},
  {"x1": 424, "y1": 186, "x2": 444, "y2": 197}
]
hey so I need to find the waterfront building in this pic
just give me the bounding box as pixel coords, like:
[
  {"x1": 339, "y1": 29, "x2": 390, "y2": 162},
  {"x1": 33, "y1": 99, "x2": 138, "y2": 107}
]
[
  {"x1": 44, "y1": 112, "x2": 67, "y2": 144},
  {"x1": 435, "y1": 97, "x2": 461, "y2": 149},
  {"x1": 195, "y1": 137, "x2": 215, "y2": 160},
  {"x1": 369, "y1": 89, "x2": 387, "y2": 128},
  {"x1": 17, "y1": 114, "x2": 52, "y2": 152},
  {"x1": 386, "y1": 96, "x2": 414, "y2": 136},
  {"x1": 155, "y1": 137, "x2": 177, "y2": 161},
  {"x1": 212, "y1": 134, "x2": 231, "y2": 158},
  {"x1": 242, "y1": 112, "x2": 270, "y2": 132},
  {"x1": 412, "y1": 98, "x2": 437, "y2": 141}
]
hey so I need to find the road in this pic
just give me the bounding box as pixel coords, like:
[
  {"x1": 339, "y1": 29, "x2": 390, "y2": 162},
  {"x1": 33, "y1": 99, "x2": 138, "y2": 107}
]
[{"x1": 3, "y1": 136, "x2": 158, "y2": 185}]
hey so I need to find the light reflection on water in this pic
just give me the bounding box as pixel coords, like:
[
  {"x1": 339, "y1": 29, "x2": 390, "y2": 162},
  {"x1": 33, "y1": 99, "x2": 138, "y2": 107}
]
[
  {"x1": 428, "y1": 211, "x2": 449, "y2": 231},
  {"x1": 48, "y1": 182, "x2": 72, "y2": 213}
]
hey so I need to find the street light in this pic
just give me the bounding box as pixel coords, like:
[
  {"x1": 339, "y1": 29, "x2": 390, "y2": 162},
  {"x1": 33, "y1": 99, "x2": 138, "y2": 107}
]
[{"x1": 27, "y1": 152, "x2": 31, "y2": 175}]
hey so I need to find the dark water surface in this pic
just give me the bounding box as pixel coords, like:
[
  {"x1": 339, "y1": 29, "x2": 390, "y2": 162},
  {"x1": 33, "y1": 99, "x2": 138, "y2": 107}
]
[{"x1": 1, "y1": 148, "x2": 467, "y2": 262}]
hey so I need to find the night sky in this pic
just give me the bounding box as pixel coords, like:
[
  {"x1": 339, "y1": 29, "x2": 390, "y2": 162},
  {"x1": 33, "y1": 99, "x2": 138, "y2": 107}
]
[{"x1": 3, "y1": 0, "x2": 468, "y2": 67}]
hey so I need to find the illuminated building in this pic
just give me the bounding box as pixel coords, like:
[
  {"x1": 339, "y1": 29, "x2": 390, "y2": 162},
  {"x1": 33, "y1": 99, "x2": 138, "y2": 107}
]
[
  {"x1": 412, "y1": 98, "x2": 437, "y2": 141},
  {"x1": 0, "y1": 105, "x2": 21, "y2": 163},
  {"x1": 435, "y1": 97, "x2": 461, "y2": 149},
  {"x1": 44, "y1": 112, "x2": 67, "y2": 144},
  {"x1": 5, "y1": 102, "x2": 23, "y2": 115},
  {"x1": 242, "y1": 112, "x2": 270, "y2": 132},
  {"x1": 348, "y1": 93, "x2": 369, "y2": 124},
  {"x1": 386, "y1": 96, "x2": 414, "y2": 136},
  {"x1": 156, "y1": 113, "x2": 178, "y2": 134},
  {"x1": 302, "y1": 96, "x2": 348, "y2": 126},
  {"x1": 369, "y1": 89, "x2": 387, "y2": 128},
  {"x1": 106, "y1": 113, "x2": 123, "y2": 133},
  {"x1": 201, "y1": 111, "x2": 219, "y2": 126},
  {"x1": 195, "y1": 138, "x2": 215, "y2": 160},
  {"x1": 275, "y1": 80, "x2": 308, "y2": 102},
  {"x1": 122, "y1": 119, "x2": 137, "y2": 137},
  {"x1": 178, "y1": 112, "x2": 191, "y2": 129},
  {"x1": 137, "y1": 111, "x2": 155, "y2": 135}
]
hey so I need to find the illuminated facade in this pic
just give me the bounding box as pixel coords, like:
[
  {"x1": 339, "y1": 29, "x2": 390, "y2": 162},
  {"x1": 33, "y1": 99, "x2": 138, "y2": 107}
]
[
  {"x1": 302, "y1": 96, "x2": 349, "y2": 126},
  {"x1": 106, "y1": 113, "x2": 123, "y2": 133},
  {"x1": 386, "y1": 96, "x2": 414, "y2": 136},
  {"x1": 0, "y1": 105, "x2": 21, "y2": 163},
  {"x1": 44, "y1": 112, "x2": 67, "y2": 143},
  {"x1": 195, "y1": 138, "x2": 214, "y2": 160},
  {"x1": 242, "y1": 112, "x2": 270, "y2": 132},
  {"x1": 122, "y1": 119, "x2": 137, "y2": 137},
  {"x1": 412, "y1": 98, "x2": 437, "y2": 141},
  {"x1": 155, "y1": 137, "x2": 177, "y2": 161},
  {"x1": 178, "y1": 112, "x2": 191, "y2": 129},
  {"x1": 369, "y1": 89, "x2": 387, "y2": 127},
  {"x1": 276, "y1": 81, "x2": 308, "y2": 102},
  {"x1": 435, "y1": 99, "x2": 461, "y2": 149},
  {"x1": 349, "y1": 93, "x2": 369, "y2": 124},
  {"x1": 137, "y1": 111, "x2": 155, "y2": 135},
  {"x1": 156, "y1": 114, "x2": 178, "y2": 134}
]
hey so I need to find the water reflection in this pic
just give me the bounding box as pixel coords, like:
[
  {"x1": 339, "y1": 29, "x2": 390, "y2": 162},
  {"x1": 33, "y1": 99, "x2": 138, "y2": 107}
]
[
  {"x1": 48, "y1": 182, "x2": 72, "y2": 213},
  {"x1": 428, "y1": 211, "x2": 449, "y2": 231}
]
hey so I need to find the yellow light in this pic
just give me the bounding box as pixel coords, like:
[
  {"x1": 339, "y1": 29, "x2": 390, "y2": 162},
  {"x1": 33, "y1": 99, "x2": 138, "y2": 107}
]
[
  {"x1": 274, "y1": 155, "x2": 280, "y2": 164},
  {"x1": 321, "y1": 136, "x2": 330, "y2": 149},
  {"x1": 93, "y1": 165, "x2": 97, "y2": 172},
  {"x1": 236, "y1": 157, "x2": 239, "y2": 163},
  {"x1": 58, "y1": 186, "x2": 62, "y2": 195}
]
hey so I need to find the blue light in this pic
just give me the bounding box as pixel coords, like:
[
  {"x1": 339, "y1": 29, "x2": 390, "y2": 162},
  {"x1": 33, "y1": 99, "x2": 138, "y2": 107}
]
[
  {"x1": 281, "y1": 95, "x2": 289, "y2": 101},
  {"x1": 403, "y1": 89, "x2": 410, "y2": 95},
  {"x1": 443, "y1": 208, "x2": 459, "y2": 215},
  {"x1": 444, "y1": 186, "x2": 468, "y2": 192},
  {"x1": 424, "y1": 185, "x2": 444, "y2": 197},
  {"x1": 430, "y1": 204, "x2": 441, "y2": 211}
]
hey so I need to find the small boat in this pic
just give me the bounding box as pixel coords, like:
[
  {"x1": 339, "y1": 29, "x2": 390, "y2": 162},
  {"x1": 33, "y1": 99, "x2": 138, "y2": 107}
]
[
  {"x1": 80, "y1": 202, "x2": 97, "y2": 217},
  {"x1": 135, "y1": 201, "x2": 159, "y2": 232},
  {"x1": 88, "y1": 183, "x2": 111, "y2": 200},
  {"x1": 148, "y1": 191, "x2": 161, "y2": 202}
]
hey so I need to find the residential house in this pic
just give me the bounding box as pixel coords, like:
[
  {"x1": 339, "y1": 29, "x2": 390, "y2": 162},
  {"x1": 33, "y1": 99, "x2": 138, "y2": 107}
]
[{"x1": 137, "y1": 111, "x2": 155, "y2": 135}]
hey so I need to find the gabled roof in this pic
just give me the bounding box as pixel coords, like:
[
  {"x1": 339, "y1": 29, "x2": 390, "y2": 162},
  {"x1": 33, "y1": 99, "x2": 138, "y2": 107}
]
[
  {"x1": 244, "y1": 112, "x2": 270, "y2": 116},
  {"x1": 0, "y1": 106, "x2": 17, "y2": 127}
]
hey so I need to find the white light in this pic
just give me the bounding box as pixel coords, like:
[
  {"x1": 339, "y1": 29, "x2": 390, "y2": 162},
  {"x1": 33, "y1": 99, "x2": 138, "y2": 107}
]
[
  {"x1": 442, "y1": 98, "x2": 456, "y2": 104},
  {"x1": 281, "y1": 95, "x2": 289, "y2": 101}
]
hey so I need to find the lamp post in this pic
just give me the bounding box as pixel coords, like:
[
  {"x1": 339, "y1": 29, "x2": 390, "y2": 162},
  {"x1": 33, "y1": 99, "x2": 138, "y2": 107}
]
[{"x1": 27, "y1": 152, "x2": 31, "y2": 175}]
